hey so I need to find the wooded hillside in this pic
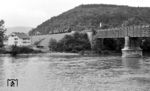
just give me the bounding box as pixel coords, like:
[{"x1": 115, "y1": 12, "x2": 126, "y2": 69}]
[{"x1": 29, "y1": 4, "x2": 150, "y2": 35}]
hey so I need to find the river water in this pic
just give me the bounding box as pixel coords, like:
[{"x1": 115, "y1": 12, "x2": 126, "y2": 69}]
[{"x1": 0, "y1": 53, "x2": 150, "y2": 91}]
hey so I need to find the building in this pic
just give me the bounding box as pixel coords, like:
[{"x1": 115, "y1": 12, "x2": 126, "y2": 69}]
[{"x1": 7, "y1": 32, "x2": 31, "y2": 46}]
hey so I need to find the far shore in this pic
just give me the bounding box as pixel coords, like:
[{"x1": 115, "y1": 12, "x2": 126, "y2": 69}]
[
  {"x1": 0, "y1": 51, "x2": 150, "y2": 58},
  {"x1": 0, "y1": 52, "x2": 80, "y2": 57},
  {"x1": 0, "y1": 51, "x2": 122, "y2": 58}
]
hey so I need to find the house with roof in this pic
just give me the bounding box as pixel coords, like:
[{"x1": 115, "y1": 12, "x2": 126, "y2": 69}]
[{"x1": 7, "y1": 32, "x2": 31, "y2": 46}]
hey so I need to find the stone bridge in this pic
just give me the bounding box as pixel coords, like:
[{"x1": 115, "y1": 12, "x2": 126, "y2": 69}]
[{"x1": 87, "y1": 25, "x2": 150, "y2": 57}]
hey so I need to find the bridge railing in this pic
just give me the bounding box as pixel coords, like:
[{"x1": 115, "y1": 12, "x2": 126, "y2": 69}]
[{"x1": 96, "y1": 25, "x2": 150, "y2": 38}]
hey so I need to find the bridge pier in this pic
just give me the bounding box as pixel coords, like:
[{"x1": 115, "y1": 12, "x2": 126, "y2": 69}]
[{"x1": 122, "y1": 36, "x2": 142, "y2": 57}]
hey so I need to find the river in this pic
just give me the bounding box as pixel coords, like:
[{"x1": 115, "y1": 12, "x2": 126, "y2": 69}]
[{"x1": 0, "y1": 53, "x2": 150, "y2": 91}]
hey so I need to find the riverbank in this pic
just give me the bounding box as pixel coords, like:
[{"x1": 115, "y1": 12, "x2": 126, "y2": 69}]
[
  {"x1": 1, "y1": 50, "x2": 150, "y2": 58},
  {"x1": 0, "y1": 52, "x2": 80, "y2": 58}
]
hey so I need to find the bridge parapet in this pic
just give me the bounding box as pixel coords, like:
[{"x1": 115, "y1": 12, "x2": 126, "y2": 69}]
[{"x1": 95, "y1": 25, "x2": 150, "y2": 38}]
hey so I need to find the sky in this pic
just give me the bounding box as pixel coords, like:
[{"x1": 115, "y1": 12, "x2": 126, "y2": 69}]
[{"x1": 0, "y1": 0, "x2": 150, "y2": 28}]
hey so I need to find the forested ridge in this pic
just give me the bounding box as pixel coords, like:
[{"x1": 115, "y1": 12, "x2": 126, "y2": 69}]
[{"x1": 29, "y1": 4, "x2": 150, "y2": 35}]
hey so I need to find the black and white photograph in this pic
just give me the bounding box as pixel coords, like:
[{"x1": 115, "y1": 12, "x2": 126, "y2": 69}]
[{"x1": 0, "y1": 0, "x2": 150, "y2": 91}]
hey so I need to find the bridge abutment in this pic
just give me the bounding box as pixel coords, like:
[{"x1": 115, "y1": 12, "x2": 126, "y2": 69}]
[
  {"x1": 122, "y1": 36, "x2": 142, "y2": 57},
  {"x1": 86, "y1": 31, "x2": 94, "y2": 50}
]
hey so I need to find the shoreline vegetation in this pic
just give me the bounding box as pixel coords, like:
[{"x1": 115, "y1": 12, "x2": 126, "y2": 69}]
[
  {"x1": 0, "y1": 46, "x2": 43, "y2": 56},
  {"x1": 2, "y1": 32, "x2": 150, "y2": 57}
]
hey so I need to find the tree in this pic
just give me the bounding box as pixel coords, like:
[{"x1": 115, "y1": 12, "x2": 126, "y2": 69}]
[
  {"x1": 48, "y1": 32, "x2": 91, "y2": 53},
  {"x1": 49, "y1": 38, "x2": 58, "y2": 51},
  {"x1": 122, "y1": 17, "x2": 147, "y2": 27},
  {"x1": 58, "y1": 32, "x2": 91, "y2": 52},
  {"x1": 0, "y1": 20, "x2": 6, "y2": 47}
]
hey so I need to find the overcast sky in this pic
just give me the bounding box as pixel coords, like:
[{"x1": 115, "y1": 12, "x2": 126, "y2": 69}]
[{"x1": 0, "y1": 0, "x2": 150, "y2": 28}]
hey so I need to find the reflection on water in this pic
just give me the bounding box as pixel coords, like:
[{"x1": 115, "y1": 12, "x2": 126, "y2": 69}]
[
  {"x1": 122, "y1": 57, "x2": 148, "y2": 77},
  {"x1": 123, "y1": 58, "x2": 143, "y2": 69},
  {"x1": 0, "y1": 54, "x2": 150, "y2": 91}
]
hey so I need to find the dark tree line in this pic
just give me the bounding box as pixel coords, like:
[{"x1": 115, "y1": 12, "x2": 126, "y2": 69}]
[{"x1": 49, "y1": 32, "x2": 91, "y2": 53}]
